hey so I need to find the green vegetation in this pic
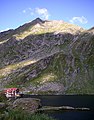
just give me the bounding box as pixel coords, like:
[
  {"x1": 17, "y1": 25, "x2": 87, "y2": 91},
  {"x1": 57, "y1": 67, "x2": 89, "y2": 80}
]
[
  {"x1": 0, "y1": 93, "x2": 7, "y2": 102},
  {"x1": 1, "y1": 109, "x2": 56, "y2": 120},
  {"x1": 0, "y1": 93, "x2": 7, "y2": 116},
  {"x1": 5, "y1": 48, "x2": 94, "y2": 94},
  {"x1": 28, "y1": 53, "x2": 65, "y2": 86}
]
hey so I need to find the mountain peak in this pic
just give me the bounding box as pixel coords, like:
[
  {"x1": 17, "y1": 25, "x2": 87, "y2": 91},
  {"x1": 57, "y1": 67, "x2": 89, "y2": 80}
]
[
  {"x1": 31, "y1": 18, "x2": 44, "y2": 24},
  {"x1": 34, "y1": 17, "x2": 43, "y2": 21}
]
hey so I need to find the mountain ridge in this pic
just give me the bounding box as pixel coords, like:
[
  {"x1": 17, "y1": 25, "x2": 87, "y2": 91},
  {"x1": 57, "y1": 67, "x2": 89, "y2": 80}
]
[{"x1": 0, "y1": 18, "x2": 94, "y2": 94}]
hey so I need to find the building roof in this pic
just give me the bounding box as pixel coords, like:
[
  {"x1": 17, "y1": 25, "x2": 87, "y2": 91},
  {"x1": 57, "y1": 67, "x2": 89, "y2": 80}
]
[{"x1": 4, "y1": 88, "x2": 19, "y2": 92}]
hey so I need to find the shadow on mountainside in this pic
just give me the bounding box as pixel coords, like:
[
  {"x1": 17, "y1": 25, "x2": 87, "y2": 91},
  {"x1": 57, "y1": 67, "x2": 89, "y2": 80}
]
[{"x1": 0, "y1": 31, "x2": 94, "y2": 94}]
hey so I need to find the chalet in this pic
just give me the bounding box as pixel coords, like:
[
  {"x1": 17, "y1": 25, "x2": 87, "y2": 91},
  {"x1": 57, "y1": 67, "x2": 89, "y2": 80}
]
[{"x1": 4, "y1": 88, "x2": 20, "y2": 98}]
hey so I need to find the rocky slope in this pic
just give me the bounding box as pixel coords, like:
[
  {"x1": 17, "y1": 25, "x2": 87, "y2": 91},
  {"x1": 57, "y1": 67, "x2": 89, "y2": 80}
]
[{"x1": 0, "y1": 18, "x2": 94, "y2": 94}]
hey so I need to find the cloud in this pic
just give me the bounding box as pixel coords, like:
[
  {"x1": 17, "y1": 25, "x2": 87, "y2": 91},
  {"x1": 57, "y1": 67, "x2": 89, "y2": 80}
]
[
  {"x1": 28, "y1": 8, "x2": 32, "y2": 10},
  {"x1": 35, "y1": 8, "x2": 50, "y2": 19},
  {"x1": 22, "y1": 7, "x2": 50, "y2": 19},
  {"x1": 69, "y1": 16, "x2": 88, "y2": 24},
  {"x1": 22, "y1": 8, "x2": 34, "y2": 15},
  {"x1": 22, "y1": 10, "x2": 26, "y2": 13}
]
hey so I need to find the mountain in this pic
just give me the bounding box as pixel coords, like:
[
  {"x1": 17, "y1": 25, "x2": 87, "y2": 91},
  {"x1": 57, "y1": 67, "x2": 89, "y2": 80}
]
[{"x1": 0, "y1": 18, "x2": 94, "y2": 94}]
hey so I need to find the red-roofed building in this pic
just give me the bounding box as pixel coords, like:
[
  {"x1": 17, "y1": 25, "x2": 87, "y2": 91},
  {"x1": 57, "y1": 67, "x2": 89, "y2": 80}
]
[{"x1": 4, "y1": 88, "x2": 20, "y2": 98}]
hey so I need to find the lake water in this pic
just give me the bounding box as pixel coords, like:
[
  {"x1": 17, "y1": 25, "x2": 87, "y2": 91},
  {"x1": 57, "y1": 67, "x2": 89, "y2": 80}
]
[{"x1": 24, "y1": 95, "x2": 94, "y2": 120}]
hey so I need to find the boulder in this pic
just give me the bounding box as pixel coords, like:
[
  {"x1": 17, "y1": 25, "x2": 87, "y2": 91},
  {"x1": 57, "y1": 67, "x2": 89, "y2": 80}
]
[{"x1": 12, "y1": 98, "x2": 41, "y2": 113}]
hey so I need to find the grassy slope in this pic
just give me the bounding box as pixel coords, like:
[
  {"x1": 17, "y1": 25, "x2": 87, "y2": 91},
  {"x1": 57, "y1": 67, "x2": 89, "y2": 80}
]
[
  {"x1": 28, "y1": 31, "x2": 94, "y2": 94},
  {"x1": 0, "y1": 109, "x2": 56, "y2": 120}
]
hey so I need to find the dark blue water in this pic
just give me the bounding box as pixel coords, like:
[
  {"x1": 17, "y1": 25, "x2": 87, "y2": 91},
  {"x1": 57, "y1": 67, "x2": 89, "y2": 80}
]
[{"x1": 24, "y1": 95, "x2": 94, "y2": 120}]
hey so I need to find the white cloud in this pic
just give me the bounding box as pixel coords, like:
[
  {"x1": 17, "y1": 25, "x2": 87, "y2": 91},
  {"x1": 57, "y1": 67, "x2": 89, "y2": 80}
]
[
  {"x1": 22, "y1": 10, "x2": 26, "y2": 13},
  {"x1": 35, "y1": 8, "x2": 50, "y2": 19},
  {"x1": 28, "y1": 8, "x2": 32, "y2": 10},
  {"x1": 22, "y1": 7, "x2": 50, "y2": 20},
  {"x1": 69, "y1": 16, "x2": 88, "y2": 24},
  {"x1": 22, "y1": 8, "x2": 33, "y2": 15}
]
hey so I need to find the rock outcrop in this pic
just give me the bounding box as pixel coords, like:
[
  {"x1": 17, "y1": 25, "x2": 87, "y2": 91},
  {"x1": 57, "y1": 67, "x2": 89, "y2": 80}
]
[{"x1": 11, "y1": 98, "x2": 41, "y2": 113}]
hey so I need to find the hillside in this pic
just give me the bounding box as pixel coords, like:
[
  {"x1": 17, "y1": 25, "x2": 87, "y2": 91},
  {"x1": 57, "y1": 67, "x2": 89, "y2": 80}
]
[{"x1": 0, "y1": 18, "x2": 94, "y2": 94}]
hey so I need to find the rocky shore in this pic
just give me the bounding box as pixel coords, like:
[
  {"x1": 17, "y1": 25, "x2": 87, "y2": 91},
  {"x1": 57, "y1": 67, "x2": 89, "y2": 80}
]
[{"x1": 0, "y1": 95, "x2": 90, "y2": 115}]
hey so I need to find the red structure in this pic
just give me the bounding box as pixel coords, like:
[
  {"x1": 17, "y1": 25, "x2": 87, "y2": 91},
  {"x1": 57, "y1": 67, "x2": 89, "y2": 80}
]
[{"x1": 4, "y1": 88, "x2": 20, "y2": 98}]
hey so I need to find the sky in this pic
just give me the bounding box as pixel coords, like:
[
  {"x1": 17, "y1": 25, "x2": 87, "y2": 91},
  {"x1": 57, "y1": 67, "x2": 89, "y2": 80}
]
[{"x1": 0, "y1": 0, "x2": 94, "y2": 32}]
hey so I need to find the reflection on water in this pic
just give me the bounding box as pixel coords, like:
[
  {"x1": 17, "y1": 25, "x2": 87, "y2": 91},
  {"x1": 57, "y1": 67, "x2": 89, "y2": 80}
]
[
  {"x1": 24, "y1": 95, "x2": 94, "y2": 120},
  {"x1": 46, "y1": 110, "x2": 94, "y2": 120}
]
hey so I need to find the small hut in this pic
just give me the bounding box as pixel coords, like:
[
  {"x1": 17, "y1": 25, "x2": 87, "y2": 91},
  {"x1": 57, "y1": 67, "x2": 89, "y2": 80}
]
[{"x1": 4, "y1": 88, "x2": 20, "y2": 98}]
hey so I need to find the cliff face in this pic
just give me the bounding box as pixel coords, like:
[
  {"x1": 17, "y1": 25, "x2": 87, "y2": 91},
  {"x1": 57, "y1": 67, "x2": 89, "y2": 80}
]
[{"x1": 0, "y1": 18, "x2": 94, "y2": 94}]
